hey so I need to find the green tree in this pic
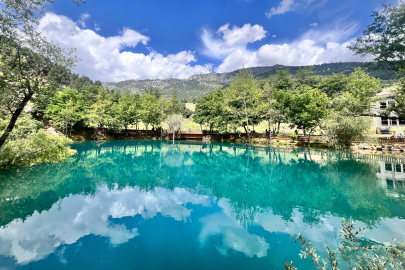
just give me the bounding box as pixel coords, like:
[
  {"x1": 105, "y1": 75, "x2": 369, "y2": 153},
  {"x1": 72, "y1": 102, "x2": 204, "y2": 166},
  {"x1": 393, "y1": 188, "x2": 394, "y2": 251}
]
[
  {"x1": 287, "y1": 87, "x2": 329, "y2": 143},
  {"x1": 294, "y1": 67, "x2": 321, "y2": 88},
  {"x1": 331, "y1": 68, "x2": 380, "y2": 116},
  {"x1": 259, "y1": 77, "x2": 278, "y2": 138},
  {"x1": 194, "y1": 88, "x2": 226, "y2": 133},
  {"x1": 140, "y1": 93, "x2": 160, "y2": 136},
  {"x1": 157, "y1": 96, "x2": 172, "y2": 139},
  {"x1": 169, "y1": 90, "x2": 184, "y2": 115},
  {"x1": 45, "y1": 88, "x2": 86, "y2": 135},
  {"x1": 349, "y1": 2, "x2": 405, "y2": 75},
  {"x1": 144, "y1": 87, "x2": 163, "y2": 99},
  {"x1": 318, "y1": 73, "x2": 348, "y2": 98},
  {"x1": 224, "y1": 69, "x2": 262, "y2": 143},
  {"x1": 118, "y1": 91, "x2": 138, "y2": 131},
  {"x1": 322, "y1": 69, "x2": 379, "y2": 149},
  {"x1": 322, "y1": 113, "x2": 372, "y2": 149},
  {"x1": 87, "y1": 88, "x2": 115, "y2": 137},
  {"x1": 0, "y1": 35, "x2": 77, "y2": 149}
]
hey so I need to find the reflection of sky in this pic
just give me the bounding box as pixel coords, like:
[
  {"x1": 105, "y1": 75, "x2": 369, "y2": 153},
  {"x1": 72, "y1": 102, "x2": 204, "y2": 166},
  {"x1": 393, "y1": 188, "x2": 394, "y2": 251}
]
[
  {"x1": 0, "y1": 185, "x2": 404, "y2": 266},
  {"x1": 0, "y1": 186, "x2": 211, "y2": 264}
]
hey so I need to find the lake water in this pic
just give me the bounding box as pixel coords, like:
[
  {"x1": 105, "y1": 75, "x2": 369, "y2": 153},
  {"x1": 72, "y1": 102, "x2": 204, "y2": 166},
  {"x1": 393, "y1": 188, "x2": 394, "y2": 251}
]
[{"x1": 0, "y1": 141, "x2": 404, "y2": 269}]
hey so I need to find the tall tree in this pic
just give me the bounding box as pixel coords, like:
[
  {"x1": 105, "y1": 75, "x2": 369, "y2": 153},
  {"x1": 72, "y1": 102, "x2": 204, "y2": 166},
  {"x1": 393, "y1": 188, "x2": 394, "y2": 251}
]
[
  {"x1": 45, "y1": 88, "x2": 86, "y2": 135},
  {"x1": 87, "y1": 88, "x2": 115, "y2": 137},
  {"x1": 331, "y1": 68, "x2": 380, "y2": 116},
  {"x1": 194, "y1": 88, "x2": 226, "y2": 133},
  {"x1": 157, "y1": 96, "x2": 172, "y2": 139},
  {"x1": 140, "y1": 93, "x2": 160, "y2": 136},
  {"x1": 349, "y1": 1, "x2": 405, "y2": 75},
  {"x1": 118, "y1": 91, "x2": 137, "y2": 131},
  {"x1": 287, "y1": 87, "x2": 329, "y2": 143},
  {"x1": 224, "y1": 69, "x2": 262, "y2": 143},
  {"x1": 169, "y1": 90, "x2": 184, "y2": 115},
  {"x1": 0, "y1": 35, "x2": 77, "y2": 149}
]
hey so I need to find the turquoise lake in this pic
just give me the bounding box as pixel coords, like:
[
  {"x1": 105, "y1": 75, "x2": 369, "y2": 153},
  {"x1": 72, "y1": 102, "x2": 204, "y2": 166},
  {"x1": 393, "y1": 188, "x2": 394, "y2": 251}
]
[{"x1": 0, "y1": 141, "x2": 404, "y2": 269}]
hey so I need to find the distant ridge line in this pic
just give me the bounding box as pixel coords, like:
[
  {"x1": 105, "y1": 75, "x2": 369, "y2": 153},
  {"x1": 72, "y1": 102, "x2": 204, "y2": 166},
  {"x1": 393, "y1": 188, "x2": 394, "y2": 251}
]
[{"x1": 102, "y1": 62, "x2": 398, "y2": 101}]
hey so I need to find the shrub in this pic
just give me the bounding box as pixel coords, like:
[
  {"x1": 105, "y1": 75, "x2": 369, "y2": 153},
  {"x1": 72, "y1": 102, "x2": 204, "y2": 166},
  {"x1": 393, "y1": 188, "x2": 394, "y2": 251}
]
[
  {"x1": 313, "y1": 137, "x2": 321, "y2": 144},
  {"x1": 277, "y1": 134, "x2": 281, "y2": 142},
  {"x1": 0, "y1": 131, "x2": 76, "y2": 168},
  {"x1": 290, "y1": 132, "x2": 298, "y2": 142}
]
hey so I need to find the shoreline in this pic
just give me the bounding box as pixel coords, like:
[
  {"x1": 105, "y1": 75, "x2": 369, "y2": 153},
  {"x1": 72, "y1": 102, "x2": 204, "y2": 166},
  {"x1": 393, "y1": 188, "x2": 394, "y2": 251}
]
[{"x1": 67, "y1": 130, "x2": 405, "y2": 160}]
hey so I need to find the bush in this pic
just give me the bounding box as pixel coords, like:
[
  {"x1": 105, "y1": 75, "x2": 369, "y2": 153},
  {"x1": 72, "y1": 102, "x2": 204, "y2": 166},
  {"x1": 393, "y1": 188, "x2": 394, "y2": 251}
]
[
  {"x1": 322, "y1": 113, "x2": 372, "y2": 149},
  {"x1": 277, "y1": 134, "x2": 281, "y2": 142},
  {"x1": 313, "y1": 137, "x2": 321, "y2": 144},
  {"x1": 290, "y1": 132, "x2": 298, "y2": 142},
  {"x1": 0, "y1": 130, "x2": 76, "y2": 168}
]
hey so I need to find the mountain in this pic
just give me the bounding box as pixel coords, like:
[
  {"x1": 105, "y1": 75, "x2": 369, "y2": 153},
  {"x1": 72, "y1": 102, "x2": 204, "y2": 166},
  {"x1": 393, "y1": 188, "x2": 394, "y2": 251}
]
[{"x1": 102, "y1": 62, "x2": 399, "y2": 101}]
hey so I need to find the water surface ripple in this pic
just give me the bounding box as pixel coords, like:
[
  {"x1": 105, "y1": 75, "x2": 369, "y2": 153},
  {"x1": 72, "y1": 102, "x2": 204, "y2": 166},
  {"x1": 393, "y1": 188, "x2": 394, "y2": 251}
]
[{"x1": 0, "y1": 141, "x2": 404, "y2": 269}]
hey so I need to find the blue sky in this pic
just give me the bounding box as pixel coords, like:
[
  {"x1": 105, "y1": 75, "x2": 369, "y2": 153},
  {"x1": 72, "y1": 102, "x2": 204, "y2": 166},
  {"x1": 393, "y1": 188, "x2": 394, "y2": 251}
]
[{"x1": 39, "y1": 0, "x2": 398, "y2": 82}]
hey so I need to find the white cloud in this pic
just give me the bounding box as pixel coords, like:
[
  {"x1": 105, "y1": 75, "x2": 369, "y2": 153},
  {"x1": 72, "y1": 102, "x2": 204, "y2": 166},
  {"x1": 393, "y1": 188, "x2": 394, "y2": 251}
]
[
  {"x1": 0, "y1": 186, "x2": 211, "y2": 264},
  {"x1": 201, "y1": 23, "x2": 266, "y2": 60},
  {"x1": 272, "y1": 35, "x2": 276, "y2": 38},
  {"x1": 37, "y1": 13, "x2": 212, "y2": 81},
  {"x1": 311, "y1": 22, "x2": 318, "y2": 27},
  {"x1": 266, "y1": 0, "x2": 295, "y2": 18},
  {"x1": 77, "y1": 12, "x2": 90, "y2": 27},
  {"x1": 199, "y1": 199, "x2": 270, "y2": 258},
  {"x1": 202, "y1": 20, "x2": 369, "y2": 73},
  {"x1": 94, "y1": 21, "x2": 101, "y2": 31},
  {"x1": 217, "y1": 23, "x2": 267, "y2": 47}
]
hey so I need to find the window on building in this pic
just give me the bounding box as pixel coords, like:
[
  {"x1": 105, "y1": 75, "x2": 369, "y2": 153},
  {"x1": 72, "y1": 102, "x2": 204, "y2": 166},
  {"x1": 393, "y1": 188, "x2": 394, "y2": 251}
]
[
  {"x1": 396, "y1": 164, "x2": 402, "y2": 172},
  {"x1": 385, "y1": 163, "x2": 392, "y2": 171},
  {"x1": 392, "y1": 118, "x2": 398, "y2": 125},
  {"x1": 400, "y1": 118, "x2": 405, "y2": 125},
  {"x1": 380, "y1": 102, "x2": 387, "y2": 108},
  {"x1": 381, "y1": 117, "x2": 389, "y2": 126}
]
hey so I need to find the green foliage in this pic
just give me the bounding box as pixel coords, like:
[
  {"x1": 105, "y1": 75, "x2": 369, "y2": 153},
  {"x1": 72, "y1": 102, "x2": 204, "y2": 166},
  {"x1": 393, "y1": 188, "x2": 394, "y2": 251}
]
[
  {"x1": 140, "y1": 93, "x2": 160, "y2": 130},
  {"x1": 294, "y1": 67, "x2": 321, "y2": 88},
  {"x1": 285, "y1": 218, "x2": 405, "y2": 270},
  {"x1": 45, "y1": 88, "x2": 87, "y2": 134},
  {"x1": 0, "y1": 114, "x2": 76, "y2": 168},
  {"x1": 194, "y1": 88, "x2": 227, "y2": 132},
  {"x1": 144, "y1": 87, "x2": 163, "y2": 99},
  {"x1": 349, "y1": 2, "x2": 405, "y2": 75},
  {"x1": 0, "y1": 130, "x2": 76, "y2": 168},
  {"x1": 287, "y1": 87, "x2": 329, "y2": 138},
  {"x1": 318, "y1": 73, "x2": 348, "y2": 98},
  {"x1": 331, "y1": 68, "x2": 380, "y2": 116},
  {"x1": 322, "y1": 113, "x2": 372, "y2": 149},
  {"x1": 87, "y1": 88, "x2": 116, "y2": 131},
  {"x1": 290, "y1": 132, "x2": 297, "y2": 142},
  {"x1": 386, "y1": 78, "x2": 405, "y2": 117},
  {"x1": 224, "y1": 69, "x2": 262, "y2": 138}
]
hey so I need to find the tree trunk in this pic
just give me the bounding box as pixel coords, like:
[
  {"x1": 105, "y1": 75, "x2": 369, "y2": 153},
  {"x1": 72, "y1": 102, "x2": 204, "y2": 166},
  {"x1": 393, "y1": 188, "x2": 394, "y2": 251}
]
[
  {"x1": 308, "y1": 133, "x2": 311, "y2": 147},
  {"x1": 0, "y1": 93, "x2": 33, "y2": 149},
  {"x1": 277, "y1": 121, "x2": 281, "y2": 134},
  {"x1": 145, "y1": 124, "x2": 148, "y2": 139},
  {"x1": 268, "y1": 120, "x2": 272, "y2": 144}
]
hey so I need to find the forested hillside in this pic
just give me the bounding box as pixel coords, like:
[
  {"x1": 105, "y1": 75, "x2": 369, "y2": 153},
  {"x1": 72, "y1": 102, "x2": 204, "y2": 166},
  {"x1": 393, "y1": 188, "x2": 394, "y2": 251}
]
[{"x1": 102, "y1": 62, "x2": 399, "y2": 101}]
